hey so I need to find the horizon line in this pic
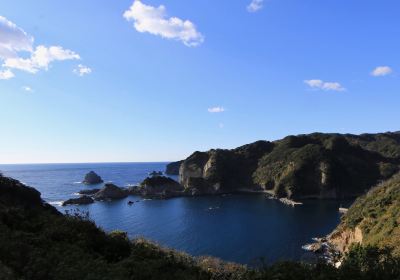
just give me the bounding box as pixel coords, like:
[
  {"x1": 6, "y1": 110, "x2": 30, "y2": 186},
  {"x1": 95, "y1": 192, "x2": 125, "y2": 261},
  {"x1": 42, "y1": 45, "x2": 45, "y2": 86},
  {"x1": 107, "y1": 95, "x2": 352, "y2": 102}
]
[{"x1": 0, "y1": 160, "x2": 175, "y2": 166}]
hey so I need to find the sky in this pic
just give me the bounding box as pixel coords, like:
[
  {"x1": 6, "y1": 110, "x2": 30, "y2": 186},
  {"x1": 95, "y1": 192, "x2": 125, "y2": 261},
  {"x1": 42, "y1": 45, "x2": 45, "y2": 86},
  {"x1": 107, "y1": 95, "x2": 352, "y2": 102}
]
[{"x1": 0, "y1": 0, "x2": 399, "y2": 164}]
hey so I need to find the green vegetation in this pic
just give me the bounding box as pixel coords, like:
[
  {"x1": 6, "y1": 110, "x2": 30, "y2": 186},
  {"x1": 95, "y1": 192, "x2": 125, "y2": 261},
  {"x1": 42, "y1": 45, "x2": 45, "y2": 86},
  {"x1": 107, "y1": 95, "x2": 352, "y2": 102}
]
[
  {"x1": 335, "y1": 172, "x2": 400, "y2": 256},
  {"x1": 253, "y1": 134, "x2": 395, "y2": 199},
  {"x1": 179, "y1": 132, "x2": 400, "y2": 199}
]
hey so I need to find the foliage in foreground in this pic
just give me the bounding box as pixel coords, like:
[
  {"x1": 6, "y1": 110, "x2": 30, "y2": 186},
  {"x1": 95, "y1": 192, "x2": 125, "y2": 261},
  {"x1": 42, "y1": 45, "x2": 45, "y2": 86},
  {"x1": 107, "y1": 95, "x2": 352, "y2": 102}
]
[{"x1": 1, "y1": 175, "x2": 400, "y2": 279}]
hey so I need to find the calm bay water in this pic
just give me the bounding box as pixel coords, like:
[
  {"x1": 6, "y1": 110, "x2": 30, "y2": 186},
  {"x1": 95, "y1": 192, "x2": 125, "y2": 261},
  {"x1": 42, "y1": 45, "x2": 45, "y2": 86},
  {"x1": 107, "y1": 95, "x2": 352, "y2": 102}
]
[{"x1": 0, "y1": 162, "x2": 349, "y2": 265}]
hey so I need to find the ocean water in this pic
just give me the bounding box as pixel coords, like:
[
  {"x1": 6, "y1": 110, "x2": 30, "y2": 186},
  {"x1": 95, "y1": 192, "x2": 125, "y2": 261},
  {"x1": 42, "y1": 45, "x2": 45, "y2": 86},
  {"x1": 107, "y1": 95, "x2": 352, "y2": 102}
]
[{"x1": 0, "y1": 162, "x2": 350, "y2": 265}]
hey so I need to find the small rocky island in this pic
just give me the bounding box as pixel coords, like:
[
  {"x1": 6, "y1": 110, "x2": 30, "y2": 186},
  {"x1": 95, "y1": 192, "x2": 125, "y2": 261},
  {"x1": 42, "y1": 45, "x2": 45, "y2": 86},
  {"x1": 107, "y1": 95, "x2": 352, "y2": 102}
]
[
  {"x1": 132, "y1": 176, "x2": 184, "y2": 199},
  {"x1": 63, "y1": 177, "x2": 185, "y2": 205},
  {"x1": 62, "y1": 195, "x2": 94, "y2": 206},
  {"x1": 93, "y1": 183, "x2": 129, "y2": 201},
  {"x1": 82, "y1": 171, "x2": 103, "y2": 185}
]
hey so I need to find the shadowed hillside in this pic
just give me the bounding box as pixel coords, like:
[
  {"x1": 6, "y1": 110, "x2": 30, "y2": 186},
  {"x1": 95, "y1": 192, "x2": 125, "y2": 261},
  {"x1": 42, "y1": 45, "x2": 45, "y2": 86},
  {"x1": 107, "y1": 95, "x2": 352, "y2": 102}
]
[{"x1": 178, "y1": 132, "x2": 400, "y2": 199}]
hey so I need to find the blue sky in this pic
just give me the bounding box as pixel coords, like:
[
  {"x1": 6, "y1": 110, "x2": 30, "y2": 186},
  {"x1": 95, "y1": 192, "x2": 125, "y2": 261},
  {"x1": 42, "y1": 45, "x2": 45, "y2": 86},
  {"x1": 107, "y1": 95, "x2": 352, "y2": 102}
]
[{"x1": 0, "y1": 0, "x2": 399, "y2": 164}]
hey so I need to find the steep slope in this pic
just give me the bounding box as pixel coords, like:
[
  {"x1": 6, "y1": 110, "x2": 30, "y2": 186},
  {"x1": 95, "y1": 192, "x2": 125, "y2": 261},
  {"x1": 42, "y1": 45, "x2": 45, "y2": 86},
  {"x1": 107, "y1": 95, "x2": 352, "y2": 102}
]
[
  {"x1": 179, "y1": 132, "x2": 400, "y2": 199},
  {"x1": 328, "y1": 172, "x2": 400, "y2": 255},
  {"x1": 179, "y1": 141, "x2": 274, "y2": 195},
  {"x1": 165, "y1": 160, "x2": 184, "y2": 175}
]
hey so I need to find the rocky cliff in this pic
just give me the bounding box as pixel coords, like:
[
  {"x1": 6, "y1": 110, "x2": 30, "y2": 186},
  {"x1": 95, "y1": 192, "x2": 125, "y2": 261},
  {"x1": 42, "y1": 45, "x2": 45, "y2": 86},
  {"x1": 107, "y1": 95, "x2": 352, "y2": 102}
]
[
  {"x1": 179, "y1": 132, "x2": 400, "y2": 199},
  {"x1": 328, "y1": 172, "x2": 400, "y2": 255},
  {"x1": 165, "y1": 160, "x2": 183, "y2": 175}
]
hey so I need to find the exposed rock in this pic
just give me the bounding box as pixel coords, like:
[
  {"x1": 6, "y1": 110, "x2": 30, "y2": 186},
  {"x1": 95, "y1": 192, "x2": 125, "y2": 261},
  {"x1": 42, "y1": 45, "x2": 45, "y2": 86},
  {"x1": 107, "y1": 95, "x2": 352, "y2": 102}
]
[
  {"x1": 328, "y1": 227, "x2": 363, "y2": 254},
  {"x1": 62, "y1": 195, "x2": 94, "y2": 206},
  {"x1": 165, "y1": 160, "x2": 183, "y2": 175},
  {"x1": 82, "y1": 171, "x2": 103, "y2": 185},
  {"x1": 179, "y1": 133, "x2": 400, "y2": 199},
  {"x1": 93, "y1": 183, "x2": 128, "y2": 201},
  {"x1": 136, "y1": 176, "x2": 184, "y2": 198},
  {"x1": 327, "y1": 172, "x2": 400, "y2": 256},
  {"x1": 78, "y1": 189, "x2": 100, "y2": 195}
]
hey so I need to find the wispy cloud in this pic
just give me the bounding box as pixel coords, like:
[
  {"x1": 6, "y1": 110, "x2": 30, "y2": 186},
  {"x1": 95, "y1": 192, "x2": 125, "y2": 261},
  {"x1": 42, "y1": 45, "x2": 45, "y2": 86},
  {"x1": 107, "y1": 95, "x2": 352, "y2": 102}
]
[
  {"x1": 371, "y1": 66, "x2": 392, "y2": 77},
  {"x1": 73, "y1": 64, "x2": 92, "y2": 76},
  {"x1": 123, "y1": 0, "x2": 204, "y2": 47},
  {"x1": 247, "y1": 0, "x2": 264, "y2": 13},
  {"x1": 0, "y1": 69, "x2": 14, "y2": 80},
  {"x1": 0, "y1": 16, "x2": 83, "y2": 78},
  {"x1": 208, "y1": 106, "x2": 225, "y2": 113},
  {"x1": 0, "y1": 16, "x2": 33, "y2": 59},
  {"x1": 304, "y1": 79, "x2": 346, "y2": 92}
]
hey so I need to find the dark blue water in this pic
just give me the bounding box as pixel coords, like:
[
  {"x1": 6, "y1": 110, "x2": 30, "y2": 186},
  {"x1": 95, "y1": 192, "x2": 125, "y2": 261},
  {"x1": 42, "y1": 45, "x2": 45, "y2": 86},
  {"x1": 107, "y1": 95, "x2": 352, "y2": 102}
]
[{"x1": 0, "y1": 162, "x2": 349, "y2": 265}]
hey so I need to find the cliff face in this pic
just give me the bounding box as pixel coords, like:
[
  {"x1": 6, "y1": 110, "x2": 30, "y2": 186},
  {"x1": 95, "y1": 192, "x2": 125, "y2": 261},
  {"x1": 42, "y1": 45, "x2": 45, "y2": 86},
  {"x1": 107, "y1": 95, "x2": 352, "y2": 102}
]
[
  {"x1": 165, "y1": 160, "x2": 184, "y2": 175},
  {"x1": 328, "y1": 172, "x2": 400, "y2": 255},
  {"x1": 179, "y1": 132, "x2": 400, "y2": 199},
  {"x1": 179, "y1": 141, "x2": 274, "y2": 194}
]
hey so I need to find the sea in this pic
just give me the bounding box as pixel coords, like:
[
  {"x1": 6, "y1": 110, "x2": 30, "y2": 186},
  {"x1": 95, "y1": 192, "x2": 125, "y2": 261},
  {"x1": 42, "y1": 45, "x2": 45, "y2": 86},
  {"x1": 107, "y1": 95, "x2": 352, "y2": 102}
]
[{"x1": 0, "y1": 162, "x2": 351, "y2": 265}]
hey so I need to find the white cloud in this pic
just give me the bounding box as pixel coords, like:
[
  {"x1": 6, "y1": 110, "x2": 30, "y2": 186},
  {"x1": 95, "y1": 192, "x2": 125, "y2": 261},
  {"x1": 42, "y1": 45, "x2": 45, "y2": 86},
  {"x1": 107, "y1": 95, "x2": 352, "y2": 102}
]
[
  {"x1": 0, "y1": 16, "x2": 81, "y2": 78},
  {"x1": 22, "y1": 86, "x2": 33, "y2": 92},
  {"x1": 371, "y1": 66, "x2": 392, "y2": 77},
  {"x1": 219, "y1": 123, "x2": 224, "y2": 128},
  {"x1": 208, "y1": 106, "x2": 225, "y2": 113},
  {"x1": 4, "y1": 45, "x2": 80, "y2": 73},
  {"x1": 304, "y1": 79, "x2": 345, "y2": 92},
  {"x1": 123, "y1": 0, "x2": 204, "y2": 47},
  {"x1": 0, "y1": 69, "x2": 14, "y2": 80},
  {"x1": 73, "y1": 64, "x2": 92, "y2": 76},
  {"x1": 0, "y1": 16, "x2": 33, "y2": 60},
  {"x1": 247, "y1": 0, "x2": 264, "y2": 12}
]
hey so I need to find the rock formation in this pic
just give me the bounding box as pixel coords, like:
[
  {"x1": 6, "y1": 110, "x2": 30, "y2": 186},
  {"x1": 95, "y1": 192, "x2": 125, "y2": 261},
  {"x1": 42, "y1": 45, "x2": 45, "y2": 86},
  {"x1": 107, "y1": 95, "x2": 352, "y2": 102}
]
[
  {"x1": 135, "y1": 176, "x2": 184, "y2": 198},
  {"x1": 62, "y1": 195, "x2": 94, "y2": 206},
  {"x1": 82, "y1": 171, "x2": 104, "y2": 185},
  {"x1": 179, "y1": 132, "x2": 400, "y2": 199},
  {"x1": 165, "y1": 160, "x2": 183, "y2": 175},
  {"x1": 93, "y1": 183, "x2": 128, "y2": 201},
  {"x1": 78, "y1": 189, "x2": 100, "y2": 195}
]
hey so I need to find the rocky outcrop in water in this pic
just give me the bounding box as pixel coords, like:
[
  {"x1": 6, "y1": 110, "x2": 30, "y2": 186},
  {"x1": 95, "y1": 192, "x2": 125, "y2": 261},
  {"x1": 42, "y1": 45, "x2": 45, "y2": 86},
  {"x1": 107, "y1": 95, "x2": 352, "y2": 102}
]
[
  {"x1": 179, "y1": 132, "x2": 400, "y2": 199},
  {"x1": 78, "y1": 189, "x2": 100, "y2": 195},
  {"x1": 62, "y1": 195, "x2": 94, "y2": 206},
  {"x1": 165, "y1": 160, "x2": 183, "y2": 175},
  {"x1": 83, "y1": 171, "x2": 104, "y2": 185},
  {"x1": 135, "y1": 176, "x2": 184, "y2": 198},
  {"x1": 93, "y1": 183, "x2": 128, "y2": 201}
]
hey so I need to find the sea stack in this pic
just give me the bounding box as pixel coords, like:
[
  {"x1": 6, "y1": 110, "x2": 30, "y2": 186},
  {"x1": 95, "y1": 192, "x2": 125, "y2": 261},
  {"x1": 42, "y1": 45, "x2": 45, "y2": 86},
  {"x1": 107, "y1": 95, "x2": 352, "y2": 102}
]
[
  {"x1": 82, "y1": 171, "x2": 103, "y2": 185},
  {"x1": 136, "y1": 176, "x2": 184, "y2": 198},
  {"x1": 62, "y1": 195, "x2": 94, "y2": 206},
  {"x1": 93, "y1": 183, "x2": 128, "y2": 201}
]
